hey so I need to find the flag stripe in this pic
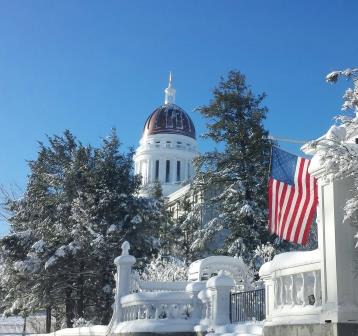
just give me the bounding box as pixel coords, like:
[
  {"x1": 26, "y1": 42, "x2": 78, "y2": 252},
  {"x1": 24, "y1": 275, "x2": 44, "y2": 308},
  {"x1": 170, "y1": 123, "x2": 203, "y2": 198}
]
[
  {"x1": 283, "y1": 158, "x2": 304, "y2": 240},
  {"x1": 279, "y1": 185, "x2": 293, "y2": 238},
  {"x1": 300, "y1": 176, "x2": 318, "y2": 244},
  {"x1": 268, "y1": 147, "x2": 318, "y2": 245},
  {"x1": 278, "y1": 183, "x2": 288, "y2": 238},
  {"x1": 294, "y1": 159, "x2": 311, "y2": 243},
  {"x1": 290, "y1": 158, "x2": 309, "y2": 242},
  {"x1": 276, "y1": 181, "x2": 283, "y2": 235}
]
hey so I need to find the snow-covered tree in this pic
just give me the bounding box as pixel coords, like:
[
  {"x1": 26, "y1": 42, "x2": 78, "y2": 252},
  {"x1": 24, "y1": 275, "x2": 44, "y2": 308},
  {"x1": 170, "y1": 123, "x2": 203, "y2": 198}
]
[
  {"x1": 188, "y1": 71, "x2": 275, "y2": 262},
  {"x1": 306, "y1": 68, "x2": 358, "y2": 244},
  {"x1": 0, "y1": 130, "x2": 163, "y2": 328},
  {"x1": 169, "y1": 194, "x2": 202, "y2": 262}
]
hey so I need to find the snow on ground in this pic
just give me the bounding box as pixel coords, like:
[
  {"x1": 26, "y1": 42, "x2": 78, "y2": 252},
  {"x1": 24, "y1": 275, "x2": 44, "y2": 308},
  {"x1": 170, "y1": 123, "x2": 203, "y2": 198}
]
[
  {"x1": 32, "y1": 325, "x2": 107, "y2": 336},
  {"x1": 207, "y1": 321, "x2": 263, "y2": 336},
  {"x1": 0, "y1": 312, "x2": 53, "y2": 335}
]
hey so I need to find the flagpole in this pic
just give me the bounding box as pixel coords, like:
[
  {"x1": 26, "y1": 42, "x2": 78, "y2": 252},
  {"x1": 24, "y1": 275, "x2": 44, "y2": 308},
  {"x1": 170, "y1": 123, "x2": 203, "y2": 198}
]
[{"x1": 267, "y1": 143, "x2": 274, "y2": 184}]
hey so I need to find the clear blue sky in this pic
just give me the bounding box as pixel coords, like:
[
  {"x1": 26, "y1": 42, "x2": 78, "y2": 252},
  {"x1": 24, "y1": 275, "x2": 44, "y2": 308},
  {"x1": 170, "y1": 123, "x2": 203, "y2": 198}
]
[{"x1": 0, "y1": 0, "x2": 357, "y2": 235}]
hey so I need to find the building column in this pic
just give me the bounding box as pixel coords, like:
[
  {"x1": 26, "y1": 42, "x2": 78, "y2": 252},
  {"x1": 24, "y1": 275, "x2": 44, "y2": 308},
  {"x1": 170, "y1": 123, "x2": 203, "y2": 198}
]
[{"x1": 171, "y1": 158, "x2": 176, "y2": 183}]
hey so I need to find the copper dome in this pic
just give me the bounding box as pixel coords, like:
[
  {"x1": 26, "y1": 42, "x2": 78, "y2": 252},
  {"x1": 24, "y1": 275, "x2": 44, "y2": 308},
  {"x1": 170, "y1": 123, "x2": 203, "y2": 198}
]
[{"x1": 143, "y1": 104, "x2": 196, "y2": 139}]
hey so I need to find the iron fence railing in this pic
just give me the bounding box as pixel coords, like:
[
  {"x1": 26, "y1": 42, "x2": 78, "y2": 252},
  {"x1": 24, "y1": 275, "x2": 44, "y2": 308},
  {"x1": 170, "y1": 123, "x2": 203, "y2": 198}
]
[{"x1": 230, "y1": 288, "x2": 265, "y2": 323}]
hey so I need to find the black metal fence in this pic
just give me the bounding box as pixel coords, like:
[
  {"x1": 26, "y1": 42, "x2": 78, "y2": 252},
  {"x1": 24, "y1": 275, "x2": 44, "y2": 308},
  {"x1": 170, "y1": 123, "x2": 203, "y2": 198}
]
[{"x1": 230, "y1": 288, "x2": 265, "y2": 323}]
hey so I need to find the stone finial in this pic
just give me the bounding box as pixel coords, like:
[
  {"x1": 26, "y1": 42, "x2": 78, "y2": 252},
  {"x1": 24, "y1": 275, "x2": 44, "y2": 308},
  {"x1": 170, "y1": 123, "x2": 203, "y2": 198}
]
[{"x1": 121, "y1": 241, "x2": 130, "y2": 256}]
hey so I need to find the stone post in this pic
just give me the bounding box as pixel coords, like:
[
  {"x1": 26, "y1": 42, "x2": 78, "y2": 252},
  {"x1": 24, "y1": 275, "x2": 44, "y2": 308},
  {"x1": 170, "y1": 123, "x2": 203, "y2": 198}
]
[
  {"x1": 303, "y1": 141, "x2": 358, "y2": 334},
  {"x1": 113, "y1": 241, "x2": 136, "y2": 323},
  {"x1": 206, "y1": 271, "x2": 235, "y2": 326},
  {"x1": 260, "y1": 275, "x2": 274, "y2": 322}
]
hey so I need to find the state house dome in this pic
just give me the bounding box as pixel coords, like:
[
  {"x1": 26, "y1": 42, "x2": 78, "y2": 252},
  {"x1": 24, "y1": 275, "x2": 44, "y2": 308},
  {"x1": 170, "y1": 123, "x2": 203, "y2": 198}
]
[
  {"x1": 134, "y1": 73, "x2": 198, "y2": 198},
  {"x1": 143, "y1": 104, "x2": 196, "y2": 139}
]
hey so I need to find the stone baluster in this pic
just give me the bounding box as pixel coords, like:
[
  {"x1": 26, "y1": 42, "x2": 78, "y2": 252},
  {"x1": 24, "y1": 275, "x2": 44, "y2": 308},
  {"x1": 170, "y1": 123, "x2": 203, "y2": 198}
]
[
  {"x1": 186, "y1": 281, "x2": 206, "y2": 322},
  {"x1": 274, "y1": 279, "x2": 278, "y2": 308},
  {"x1": 279, "y1": 277, "x2": 284, "y2": 308},
  {"x1": 301, "y1": 273, "x2": 308, "y2": 306},
  {"x1": 198, "y1": 288, "x2": 211, "y2": 321},
  {"x1": 154, "y1": 304, "x2": 160, "y2": 320},
  {"x1": 168, "y1": 304, "x2": 177, "y2": 319},
  {"x1": 313, "y1": 270, "x2": 321, "y2": 306},
  {"x1": 290, "y1": 275, "x2": 296, "y2": 306}
]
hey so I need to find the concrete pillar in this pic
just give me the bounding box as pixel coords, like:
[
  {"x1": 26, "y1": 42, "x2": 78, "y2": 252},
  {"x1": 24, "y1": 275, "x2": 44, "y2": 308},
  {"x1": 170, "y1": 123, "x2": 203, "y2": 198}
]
[
  {"x1": 113, "y1": 241, "x2": 136, "y2": 323},
  {"x1": 206, "y1": 271, "x2": 235, "y2": 326},
  {"x1": 260, "y1": 276, "x2": 274, "y2": 322},
  {"x1": 311, "y1": 174, "x2": 358, "y2": 324}
]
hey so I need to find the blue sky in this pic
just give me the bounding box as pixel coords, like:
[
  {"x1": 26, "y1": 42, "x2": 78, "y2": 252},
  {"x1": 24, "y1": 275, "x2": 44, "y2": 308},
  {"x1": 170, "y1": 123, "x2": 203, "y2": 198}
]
[{"x1": 0, "y1": 0, "x2": 357, "y2": 235}]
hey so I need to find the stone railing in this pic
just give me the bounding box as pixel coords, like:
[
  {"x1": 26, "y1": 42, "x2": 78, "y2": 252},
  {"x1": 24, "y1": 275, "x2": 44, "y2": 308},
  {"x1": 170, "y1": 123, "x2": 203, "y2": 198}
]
[
  {"x1": 110, "y1": 242, "x2": 252, "y2": 335},
  {"x1": 120, "y1": 292, "x2": 195, "y2": 322},
  {"x1": 259, "y1": 249, "x2": 322, "y2": 324}
]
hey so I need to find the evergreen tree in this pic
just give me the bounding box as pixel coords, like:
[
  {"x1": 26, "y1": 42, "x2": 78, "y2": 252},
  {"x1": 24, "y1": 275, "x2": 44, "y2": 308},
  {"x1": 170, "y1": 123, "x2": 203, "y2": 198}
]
[
  {"x1": 0, "y1": 130, "x2": 162, "y2": 328},
  {"x1": 190, "y1": 70, "x2": 274, "y2": 262},
  {"x1": 169, "y1": 193, "x2": 202, "y2": 263}
]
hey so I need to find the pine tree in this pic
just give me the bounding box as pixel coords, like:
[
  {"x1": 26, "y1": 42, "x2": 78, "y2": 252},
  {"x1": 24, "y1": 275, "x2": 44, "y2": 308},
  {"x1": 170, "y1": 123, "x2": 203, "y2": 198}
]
[
  {"x1": 0, "y1": 130, "x2": 163, "y2": 328},
  {"x1": 169, "y1": 193, "x2": 202, "y2": 263},
  {"x1": 143, "y1": 180, "x2": 167, "y2": 254},
  {"x1": 191, "y1": 70, "x2": 274, "y2": 262}
]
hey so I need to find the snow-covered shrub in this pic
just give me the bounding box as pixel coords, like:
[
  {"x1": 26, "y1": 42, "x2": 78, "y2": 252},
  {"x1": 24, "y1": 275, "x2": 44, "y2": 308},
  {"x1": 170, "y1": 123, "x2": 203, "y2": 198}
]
[
  {"x1": 252, "y1": 243, "x2": 276, "y2": 270},
  {"x1": 72, "y1": 317, "x2": 93, "y2": 328},
  {"x1": 140, "y1": 255, "x2": 188, "y2": 281}
]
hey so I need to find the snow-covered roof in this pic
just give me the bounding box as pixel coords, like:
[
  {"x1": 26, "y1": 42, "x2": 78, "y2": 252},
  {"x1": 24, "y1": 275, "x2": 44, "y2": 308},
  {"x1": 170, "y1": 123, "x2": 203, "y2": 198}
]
[{"x1": 166, "y1": 183, "x2": 191, "y2": 203}]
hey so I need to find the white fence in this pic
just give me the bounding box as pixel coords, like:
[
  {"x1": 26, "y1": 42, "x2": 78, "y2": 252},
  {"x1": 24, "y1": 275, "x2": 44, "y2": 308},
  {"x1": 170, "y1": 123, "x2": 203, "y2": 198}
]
[{"x1": 259, "y1": 249, "x2": 322, "y2": 324}]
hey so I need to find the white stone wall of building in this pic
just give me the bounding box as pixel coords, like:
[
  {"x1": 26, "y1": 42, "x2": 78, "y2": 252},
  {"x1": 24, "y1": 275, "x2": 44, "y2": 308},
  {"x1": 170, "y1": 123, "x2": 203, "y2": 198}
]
[{"x1": 134, "y1": 133, "x2": 198, "y2": 197}]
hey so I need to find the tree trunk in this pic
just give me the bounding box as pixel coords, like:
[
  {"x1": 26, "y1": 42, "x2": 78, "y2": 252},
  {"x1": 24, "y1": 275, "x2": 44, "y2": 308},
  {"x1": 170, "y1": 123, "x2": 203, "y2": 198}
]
[
  {"x1": 65, "y1": 287, "x2": 74, "y2": 328},
  {"x1": 77, "y1": 273, "x2": 84, "y2": 318},
  {"x1": 22, "y1": 316, "x2": 26, "y2": 336},
  {"x1": 46, "y1": 306, "x2": 52, "y2": 333},
  {"x1": 100, "y1": 267, "x2": 113, "y2": 325}
]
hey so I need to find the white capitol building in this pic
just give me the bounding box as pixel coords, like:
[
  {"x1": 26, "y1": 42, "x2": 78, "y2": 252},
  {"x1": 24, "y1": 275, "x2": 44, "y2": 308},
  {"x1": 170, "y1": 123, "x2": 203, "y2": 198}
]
[{"x1": 133, "y1": 74, "x2": 199, "y2": 199}]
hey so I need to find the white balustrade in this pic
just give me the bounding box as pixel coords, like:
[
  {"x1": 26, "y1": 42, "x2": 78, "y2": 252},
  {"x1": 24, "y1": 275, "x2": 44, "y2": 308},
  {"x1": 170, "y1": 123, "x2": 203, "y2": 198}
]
[
  {"x1": 260, "y1": 249, "x2": 322, "y2": 324},
  {"x1": 120, "y1": 292, "x2": 194, "y2": 322},
  {"x1": 111, "y1": 242, "x2": 257, "y2": 335}
]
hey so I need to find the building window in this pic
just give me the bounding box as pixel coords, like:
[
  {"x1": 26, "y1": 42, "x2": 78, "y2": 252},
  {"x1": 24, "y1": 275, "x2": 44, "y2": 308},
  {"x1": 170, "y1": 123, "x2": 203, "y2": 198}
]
[
  {"x1": 176, "y1": 161, "x2": 181, "y2": 181},
  {"x1": 166, "y1": 160, "x2": 170, "y2": 183},
  {"x1": 155, "y1": 160, "x2": 159, "y2": 180}
]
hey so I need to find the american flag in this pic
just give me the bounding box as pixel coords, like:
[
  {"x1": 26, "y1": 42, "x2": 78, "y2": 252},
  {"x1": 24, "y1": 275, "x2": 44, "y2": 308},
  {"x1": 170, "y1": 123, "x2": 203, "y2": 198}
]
[{"x1": 268, "y1": 146, "x2": 318, "y2": 245}]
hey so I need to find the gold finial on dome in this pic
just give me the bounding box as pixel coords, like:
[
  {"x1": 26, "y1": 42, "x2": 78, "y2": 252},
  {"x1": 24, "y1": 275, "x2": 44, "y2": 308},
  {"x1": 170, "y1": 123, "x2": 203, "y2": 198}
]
[{"x1": 164, "y1": 71, "x2": 176, "y2": 105}]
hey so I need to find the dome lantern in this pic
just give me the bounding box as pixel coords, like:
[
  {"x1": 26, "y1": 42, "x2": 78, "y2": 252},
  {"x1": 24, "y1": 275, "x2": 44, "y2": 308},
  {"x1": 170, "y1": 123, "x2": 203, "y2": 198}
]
[{"x1": 164, "y1": 71, "x2": 176, "y2": 105}]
